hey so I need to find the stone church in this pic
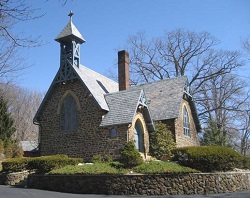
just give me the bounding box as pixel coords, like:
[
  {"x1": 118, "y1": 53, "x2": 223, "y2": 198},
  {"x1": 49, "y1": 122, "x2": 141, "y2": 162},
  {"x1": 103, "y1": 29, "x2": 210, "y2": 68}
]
[{"x1": 34, "y1": 13, "x2": 201, "y2": 161}]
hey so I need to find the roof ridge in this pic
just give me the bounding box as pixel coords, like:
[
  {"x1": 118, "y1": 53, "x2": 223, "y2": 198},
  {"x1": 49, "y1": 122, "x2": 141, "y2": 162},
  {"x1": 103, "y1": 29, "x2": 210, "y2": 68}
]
[
  {"x1": 134, "y1": 76, "x2": 187, "y2": 87},
  {"x1": 104, "y1": 87, "x2": 142, "y2": 96},
  {"x1": 78, "y1": 64, "x2": 117, "y2": 84}
]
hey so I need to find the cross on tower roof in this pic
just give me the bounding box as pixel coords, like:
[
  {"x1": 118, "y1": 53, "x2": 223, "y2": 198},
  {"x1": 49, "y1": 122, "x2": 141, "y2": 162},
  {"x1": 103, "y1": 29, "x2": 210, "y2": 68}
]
[
  {"x1": 55, "y1": 10, "x2": 85, "y2": 44},
  {"x1": 68, "y1": 11, "x2": 73, "y2": 21}
]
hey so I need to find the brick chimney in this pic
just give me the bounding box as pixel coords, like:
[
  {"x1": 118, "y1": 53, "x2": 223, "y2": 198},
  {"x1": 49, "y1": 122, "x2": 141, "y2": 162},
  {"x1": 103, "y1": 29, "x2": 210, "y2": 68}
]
[{"x1": 118, "y1": 50, "x2": 130, "y2": 91}]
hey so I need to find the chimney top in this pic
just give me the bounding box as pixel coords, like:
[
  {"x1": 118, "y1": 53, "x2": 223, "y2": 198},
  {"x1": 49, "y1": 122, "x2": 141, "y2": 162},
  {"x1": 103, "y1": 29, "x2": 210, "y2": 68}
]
[{"x1": 118, "y1": 50, "x2": 130, "y2": 91}]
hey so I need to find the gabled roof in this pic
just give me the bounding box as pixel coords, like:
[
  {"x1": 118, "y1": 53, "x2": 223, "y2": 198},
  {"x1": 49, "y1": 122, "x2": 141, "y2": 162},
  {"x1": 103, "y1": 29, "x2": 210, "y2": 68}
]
[
  {"x1": 101, "y1": 89, "x2": 142, "y2": 126},
  {"x1": 34, "y1": 64, "x2": 118, "y2": 122},
  {"x1": 131, "y1": 76, "x2": 201, "y2": 131},
  {"x1": 55, "y1": 19, "x2": 85, "y2": 43},
  {"x1": 135, "y1": 76, "x2": 188, "y2": 121},
  {"x1": 100, "y1": 89, "x2": 155, "y2": 132},
  {"x1": 73, "y1": 64, "x2": 118, "y2": 111}
]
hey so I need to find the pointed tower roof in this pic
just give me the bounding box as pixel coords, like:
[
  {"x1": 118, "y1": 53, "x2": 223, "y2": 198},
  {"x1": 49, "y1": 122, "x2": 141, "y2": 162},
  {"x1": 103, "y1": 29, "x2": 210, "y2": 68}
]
[{"x1": 55, "y1": 11, "x2": 85, "y2": 44}]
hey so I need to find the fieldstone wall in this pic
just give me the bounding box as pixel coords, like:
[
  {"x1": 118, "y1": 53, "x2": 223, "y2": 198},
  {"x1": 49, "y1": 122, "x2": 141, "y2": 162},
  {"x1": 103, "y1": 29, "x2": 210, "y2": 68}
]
[
  {"x1": 27, "y1": 172, "x2": 250, "y2": 195},
  {"x1": 0, "y1": 171, "x2": 29, "y2": 186},
  {"x1": 38, "y1": 80, "x2": 129, "y2": 161},
  {"x1": 175, "y1": 98, "x2": 199, "y2": 147}
]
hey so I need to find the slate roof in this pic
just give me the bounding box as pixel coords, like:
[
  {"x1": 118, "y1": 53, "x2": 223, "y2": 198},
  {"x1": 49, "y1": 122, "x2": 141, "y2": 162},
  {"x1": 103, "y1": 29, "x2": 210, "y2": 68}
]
[
  {"x1": 129, "y1": 76, "x2": 201, "y2": 131},
  {"x1": 20, "y1": 141, "x2": 38, "y2": 152},
  {"x1": 34, "y1": 64, "x2": 118, "y2": 122},
  {"x1": 73, "y1": 64, "x2": 118, "y2": 111},
  {"x1": 100, "y1": 89, "x2": 155, "y2": 131},
  {"x1": 34, "y1": 58, "x2": 200, "y2": 131},
  {"x1": 55, "y1": 19, "x2": 85, "y2": 43},
  {"x1": 99, "y1": 76, "x2": 199, "y2": 131},
  {"x1": 134, "y1": 76, "x2": 188, "y2": 121},
  {"x1": 101, "y1": 89, "x2": 143, "y2": 126}
]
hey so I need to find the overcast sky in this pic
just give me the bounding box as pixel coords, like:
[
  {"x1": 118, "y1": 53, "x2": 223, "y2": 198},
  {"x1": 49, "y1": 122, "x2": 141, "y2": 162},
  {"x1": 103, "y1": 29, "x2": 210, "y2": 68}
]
[{"x1": 15, "y1": 0, "x2": 250, "y2": 92}]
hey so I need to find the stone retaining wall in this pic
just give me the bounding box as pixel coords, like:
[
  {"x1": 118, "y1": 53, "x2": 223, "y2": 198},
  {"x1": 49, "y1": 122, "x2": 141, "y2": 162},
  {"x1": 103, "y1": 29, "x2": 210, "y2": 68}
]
[
  {"x1": 0, "y1": 171, "x2": 30, "y2": 186},
  {"x1": 27, "y1": 172, "x2": 250, "y2": 195}
]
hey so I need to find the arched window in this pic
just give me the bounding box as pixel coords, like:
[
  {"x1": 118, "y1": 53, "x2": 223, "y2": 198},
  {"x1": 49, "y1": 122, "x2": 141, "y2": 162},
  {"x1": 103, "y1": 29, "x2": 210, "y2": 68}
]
[
  {"x1": 134, "y1": 119, "x2": 144, "y2": 152},
  {"x1": 183, "y1": 106, "x2": 190, "y2": 137},
  {"x1": 60, "y1": 94, "x2": 78, "y2": 132}
]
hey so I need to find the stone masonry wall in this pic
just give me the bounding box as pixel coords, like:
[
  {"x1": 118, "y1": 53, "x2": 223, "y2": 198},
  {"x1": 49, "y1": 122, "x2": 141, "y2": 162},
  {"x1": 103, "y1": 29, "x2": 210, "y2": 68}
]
[
  {"x1": 27, "y1": 172, "x2": 250, "y2": 195},
  {"x1": 39, "y1": 79, "x2": 128, "y2": 161},
  {"x1": 175, "y1": 99, "x2": 199, "y2": 147},
  {"x1": 0, "y1": 171, "x2": 29, "y2": 186}
]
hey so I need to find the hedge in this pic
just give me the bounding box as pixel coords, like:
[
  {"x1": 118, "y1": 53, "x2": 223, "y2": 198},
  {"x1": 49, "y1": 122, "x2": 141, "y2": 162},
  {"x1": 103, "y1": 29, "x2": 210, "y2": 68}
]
[
  {"x1": 172, "y1": 146, "x2": 246, "y2": 172},
  {"x1": 1, "y1": 155, "x2": 83, "y2": 173},
  {"x1": 1, "y1": 158, "x2": 30, "y2": 172}
]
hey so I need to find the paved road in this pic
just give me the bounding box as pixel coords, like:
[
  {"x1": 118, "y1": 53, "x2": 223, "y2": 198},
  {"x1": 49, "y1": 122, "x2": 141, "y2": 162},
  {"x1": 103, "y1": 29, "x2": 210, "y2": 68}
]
[{"x1": 0, "y1": 186, "x2": 250, "y2": 198}]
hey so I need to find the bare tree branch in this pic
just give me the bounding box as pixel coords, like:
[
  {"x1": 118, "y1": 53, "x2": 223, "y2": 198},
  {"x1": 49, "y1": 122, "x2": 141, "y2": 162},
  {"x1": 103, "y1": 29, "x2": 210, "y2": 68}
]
[{"x1": 121, "y1": 29, "x2": 248, "y2": 152}]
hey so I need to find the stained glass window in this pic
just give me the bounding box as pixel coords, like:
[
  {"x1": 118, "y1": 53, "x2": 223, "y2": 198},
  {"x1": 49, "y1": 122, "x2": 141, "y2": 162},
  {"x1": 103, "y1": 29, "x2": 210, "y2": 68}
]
[
  {"x1": 60, "y1": 94, "x2": 78, "y2": 132},
  {"x1": 183, "y1": 106, "x2": 190, "y2": 137}
]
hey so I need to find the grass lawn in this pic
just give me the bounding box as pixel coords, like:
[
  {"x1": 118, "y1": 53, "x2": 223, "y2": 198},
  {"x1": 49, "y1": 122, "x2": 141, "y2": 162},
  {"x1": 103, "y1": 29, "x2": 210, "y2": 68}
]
[{"x1": 49, "y1": 161, "x2": 198, "y2": 175}]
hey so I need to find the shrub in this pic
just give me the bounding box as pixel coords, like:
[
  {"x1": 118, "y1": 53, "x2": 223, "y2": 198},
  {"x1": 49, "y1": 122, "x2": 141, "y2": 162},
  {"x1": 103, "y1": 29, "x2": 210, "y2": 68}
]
[
  {"x1": 149, "y1": 122, "x2": 176, "y2": 160},
  {"x1": 28, "y1": 155, "x2": 83, "y2": 174},
  {"x1": 242, "y1": 156, "x2": 250, "y2": 169},
  {"x1": 12, "y1": 143, "x2": 24, "y2": 158},
  {"x1": 133, "y1": 161, "x2": 198, "y2": 174},
  {"x1": 91, "y1": 154, "x2": 103, "y2": 163},
  {"x1": 119, "y1": 141, "x2": 143, "y2": 168},
  {"x1": 91, "y1": 154, "x2": 113, "y2": 163},
  {"x1": 2, "y1": 158, "x2": 29, "y2": 172},
  {"x1": 2, "y1": 155, "x2": 83, "y2": 173},
  {"x1": 49, "y1": 163, "x2": 126, "y2": 175},
  {"x1": 0, "y1": 139, "x2": 4, "y2": 154},
  {"x1": 172, "y1": 146, "x2": 243, "y2": 172},
  {"x1": 103, "y1": 154, "x2": 113, "y2": 163}
]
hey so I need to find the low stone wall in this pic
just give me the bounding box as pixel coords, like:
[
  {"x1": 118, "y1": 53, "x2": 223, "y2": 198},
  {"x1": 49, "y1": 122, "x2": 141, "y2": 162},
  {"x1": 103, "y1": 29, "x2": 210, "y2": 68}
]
[
  {"x1": 0, "y1": 171, "x2": 30, "y2": 186},
  {"x1": 27, "y1": 172, "x2": 250, "y2": 195}
]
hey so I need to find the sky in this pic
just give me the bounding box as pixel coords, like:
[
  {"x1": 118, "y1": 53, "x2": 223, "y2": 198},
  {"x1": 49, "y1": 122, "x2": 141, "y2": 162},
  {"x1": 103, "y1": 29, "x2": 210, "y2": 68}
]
[{"x1": 14, "y1": 0, "x2": 250, "y2": 92}]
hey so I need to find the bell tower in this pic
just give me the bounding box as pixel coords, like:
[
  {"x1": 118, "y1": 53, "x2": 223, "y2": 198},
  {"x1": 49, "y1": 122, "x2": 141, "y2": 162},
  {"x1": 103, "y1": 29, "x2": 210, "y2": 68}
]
[{"x1": 54, "y1": 11, "x2": 85, "y2": 83}]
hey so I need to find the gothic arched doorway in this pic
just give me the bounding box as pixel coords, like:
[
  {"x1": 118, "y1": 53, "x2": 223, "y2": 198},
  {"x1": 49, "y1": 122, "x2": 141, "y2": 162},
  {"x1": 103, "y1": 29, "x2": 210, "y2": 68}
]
[{"x1": 134, "y1": 119, "x2": 145, "y2": 152}]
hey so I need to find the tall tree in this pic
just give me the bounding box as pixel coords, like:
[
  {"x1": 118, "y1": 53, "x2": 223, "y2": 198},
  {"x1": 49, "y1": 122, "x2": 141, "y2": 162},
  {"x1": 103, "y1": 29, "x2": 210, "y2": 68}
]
[
  {"x1": 196, "y1": 73, "x2": 248, "y2": 123},
  {"x1": 197, "y1": 70, "x2": 249, "y2": 147},
  {"x1": 0, "y1": 0, "x2": 42, "y2": 82},
  {"x1": 200, "y1": 119, "x2": 229, "y2": 146},
  {"x1": 125, "y1": 29, "x2": 243, "y2": 90},
  {"x1": 242, "y1": 37, "x2": 250, "y2": 58},
  {"x1": 121, "y1": 29, "x2": 248, "y2": 152},
  {"x1": 0, "y1": 93, "x2": 15, "y2": 142},
  {"x1": 0, "y1": 83, "x2": 43, "y2": 141},
  {"x1": 230, "y1": 109, "x2": 250, "y2": 156}
]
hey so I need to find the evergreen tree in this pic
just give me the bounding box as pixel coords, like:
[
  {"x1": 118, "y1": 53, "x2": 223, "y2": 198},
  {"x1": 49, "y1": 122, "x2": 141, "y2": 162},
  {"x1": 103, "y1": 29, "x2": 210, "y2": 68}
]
[
  {"x1": 200, "y1": 119, "x2": 229, "y2": 147},
  {"x1": 149, "y1": 122, "x2": 176, "y2": 160},
  {"x1": 0, "y1": 139, "x2": 4, "y2": 154},
  {"x1": 4, "y1": 140, "x2": 13, "y2": 158},
  {"x1": 0, "y1": 94, "x2": 15, "y2": 143},
  {"x1": 120, "y1": 141, "x2": 144, "y2": 168}
]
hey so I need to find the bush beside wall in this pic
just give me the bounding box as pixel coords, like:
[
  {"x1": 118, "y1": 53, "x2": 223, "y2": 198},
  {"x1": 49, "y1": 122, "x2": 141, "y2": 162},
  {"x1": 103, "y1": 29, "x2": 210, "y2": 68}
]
[
  {"x1": 1, "y1": 155, "x2": 83, "y2": 173},
  {"x1": 172, "y1": 146, "x2": 248, "y2": 172}
]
